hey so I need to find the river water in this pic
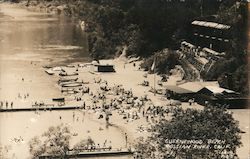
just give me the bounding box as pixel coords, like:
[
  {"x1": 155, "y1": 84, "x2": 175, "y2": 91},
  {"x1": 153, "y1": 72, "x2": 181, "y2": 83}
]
[{"x1": 0, "y1": 3, "x2": 132, "y2": 159}]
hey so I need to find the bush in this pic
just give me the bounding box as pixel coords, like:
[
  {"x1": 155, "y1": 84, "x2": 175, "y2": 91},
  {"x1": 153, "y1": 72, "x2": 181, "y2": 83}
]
[{"x1": 140, "y1": 49, "x2": 179, "y2": 74}]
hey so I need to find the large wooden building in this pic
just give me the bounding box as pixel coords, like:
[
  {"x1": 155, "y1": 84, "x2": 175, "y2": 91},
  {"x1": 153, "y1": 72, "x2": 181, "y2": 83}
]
[
  {"x1": 165, "y1": 82, "x2": 247, "y2": 108},
  {"x1": 195, "y1": 86, "x2": 248, "y2": 109},
  {"x1": 191, "y1": 20, "x2": 231, "y2": 53}
]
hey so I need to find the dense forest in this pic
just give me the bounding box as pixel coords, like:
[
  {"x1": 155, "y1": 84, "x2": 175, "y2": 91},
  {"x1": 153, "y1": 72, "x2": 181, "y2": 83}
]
[{"x1": 12, "y1": 0, "x2": 249, "y2": 95}]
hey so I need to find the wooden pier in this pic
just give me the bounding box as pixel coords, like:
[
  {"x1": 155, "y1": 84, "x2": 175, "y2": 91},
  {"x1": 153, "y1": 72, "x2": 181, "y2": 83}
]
[
  {"x1": 0, "y1": 106, "x2": 83, "y2": 112},
  {"x1": 39, "y1": 149, "x2": 133, "y2": 158}
]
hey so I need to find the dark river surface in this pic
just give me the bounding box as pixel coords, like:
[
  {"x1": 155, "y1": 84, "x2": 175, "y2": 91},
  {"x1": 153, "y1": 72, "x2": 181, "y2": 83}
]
[{"x1": 0, "y1": 3, "x2": 132, "y2": 159}]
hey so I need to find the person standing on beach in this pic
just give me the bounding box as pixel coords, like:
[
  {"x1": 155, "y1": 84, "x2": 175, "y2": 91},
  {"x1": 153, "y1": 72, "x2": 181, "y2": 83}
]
[
  {"x1": 105, "y1": 114, "x2": 110, "y2": 127},
  {"x1": 73, "y1": 112, "x2": 75, "y2": 121},
  {"x1": 125, "y1": 133, "x2": 128, "y2": 148},
  {"x1": 83, "y1": 101, "x2": 86, "y2": 109},
  {"x1": 103, "y1": 139, "x2": 107, "y2": 148}
]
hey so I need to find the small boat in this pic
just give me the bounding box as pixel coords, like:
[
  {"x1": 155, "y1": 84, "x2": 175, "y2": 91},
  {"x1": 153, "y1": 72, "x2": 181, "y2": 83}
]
[
  {"x1": 59, "y1": 81, "x2": 83, "y2": 86},
  {"x1": 66, "y1": 64, "x2": 75, "y2": 68},
  {"x1": 52, "y1": 97, "x2": 65, "y2": 102},
  {"x1": 59, "y1": 72, "x2": 78, "y2": 76},
  {"x1": 58, "y1": 77, "x2": 78, "y2": 83},
  {"x1": 43, "y1": 65, "x2": 53, "y2": 69},
  {"x1": 62, "y1": 83, "x2": 82, "y2": 87},
  {"x1": 65, "y1": 90, "x2": 79, "y2": 94},
  {"x1": 52, "y1": 67, "x2": 64, "y2": 71},
  {"x1": 45, "y1": 69, "x2": 54, "y2": 75},
  {"x1": 61, "y1": 88, "x2": 79, "y2": 94}
]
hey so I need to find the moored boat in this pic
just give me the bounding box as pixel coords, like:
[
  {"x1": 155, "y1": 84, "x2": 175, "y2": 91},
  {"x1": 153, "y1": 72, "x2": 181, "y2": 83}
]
[
  {"x1": 58, "y1": 77, "x2": 78, "y2": 83},
  {"x1": 59, "y1": 72, "x2": 79, "y2": 76},
  {"x1": 45, "y1": 69, "x2": 54, "y2": 75},
  {"x1": 62, "y1": 83, "x2": 82, "y2": 87}
]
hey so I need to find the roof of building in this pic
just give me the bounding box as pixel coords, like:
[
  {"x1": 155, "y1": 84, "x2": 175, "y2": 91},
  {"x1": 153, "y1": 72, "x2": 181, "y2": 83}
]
[
  {"x1": 202, "y1": 86, "x2": 235, "y2": 94},
  {"x1": 202, "y1": 47, "x2": 220, "y2": 55},
  {"x1": 178, "y1": 81, "x2": 219, "y2": 93},
  {"x1": 191, "y1": 20, "x2": 231, "y2": 30},
  {"x1": 181, "y1": 41, "x2": 196, "y2": 48},
  {"x1": 165, "y1": 85, "x2": 193, "y2": 94},
  {"x1": 195, "y1": 57, "x2": 209, "y2": 65},
  {"x1": 92, "y1": 60, "x2": 114, "y2": 66}
]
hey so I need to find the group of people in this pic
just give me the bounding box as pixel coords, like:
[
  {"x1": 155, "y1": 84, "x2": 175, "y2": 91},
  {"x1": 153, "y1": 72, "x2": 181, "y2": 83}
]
[
  {"x1": 74, "y1": 140, "x2": 113, "y2": 152},
  {"x1": 18, "y1": 93, "x2": 29, "y2": 100},
  {"x1": 72, "y1": 77, "x2": 179, "y2": 126},
  {"x1": 11, "y1": 136, "x2": 24, "y2": 144},
  {"x1": 0, "y1": 100, "x2": 14, "y2": 109},
  {"x1": 47, "y1": 72, "x2": 181, "y2": 154}
]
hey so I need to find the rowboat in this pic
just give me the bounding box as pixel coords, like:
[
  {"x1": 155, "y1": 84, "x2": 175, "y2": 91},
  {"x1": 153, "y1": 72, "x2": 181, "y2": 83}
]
[
  {"x1": 52, "y1": 98, "x2": 65, "y2": 102},
  {"x1": 59, "y1": 72, "x2": 78, "y2": 76},
  {"x1": 62, "y1": 83, "x2": 82, "y2": 87},
  {"x1": 58, "y1": 77, "x2": 78, "y2": 83},
  {"x1": 45, "y1": 69, "x2": 54, "y2": 75},
  {"x1": 60, "y1": 81, "x2": 83, "y2": 86}
]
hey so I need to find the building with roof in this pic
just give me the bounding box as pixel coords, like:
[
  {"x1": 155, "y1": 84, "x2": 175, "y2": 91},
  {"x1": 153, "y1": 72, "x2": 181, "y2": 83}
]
[
  {"x1": 93, "y1": 65, "x2": 115, "y2": 72},
  {"x1": 191, "y1": 20, "x2": 231, "y2": 52},
  {"x1": 164, "y1": 85, "x2": 195, "y2": 102},
  {"x1": 178, "y1": 81, "x2": 219, "y2": 92},
  {"x1": 179, "y1": 41, "x2": 224, "y2": 73},
  {"x1": 165, "y1": 81, "x2": 218, "y2": 102},
  {"x1": 196, "y1": 86, "x2": 247, "y2": 108},
  {"x1": 164, "y1": 82, "x2": 247, "y2": 108},
  {"x1": 91, "y1": 60, "x2": 116, "y2": 72},
  {"x1": 191, "y1": 20, "x2": 231, "y2": 30}
]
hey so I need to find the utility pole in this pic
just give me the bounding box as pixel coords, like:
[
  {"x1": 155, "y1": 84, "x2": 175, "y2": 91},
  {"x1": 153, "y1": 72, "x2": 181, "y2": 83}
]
[
  {"x1": 200, "y1": 0, "x2": 203, "y2": 17},
  {"x1": 153, "y1": 56, "x2": 156, "y2": 96}
]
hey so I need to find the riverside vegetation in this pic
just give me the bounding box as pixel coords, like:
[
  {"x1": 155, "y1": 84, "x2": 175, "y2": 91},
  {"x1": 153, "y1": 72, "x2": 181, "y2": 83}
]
[{"x1": 10, "y1": 0, "x2": 248, "y2": 95}]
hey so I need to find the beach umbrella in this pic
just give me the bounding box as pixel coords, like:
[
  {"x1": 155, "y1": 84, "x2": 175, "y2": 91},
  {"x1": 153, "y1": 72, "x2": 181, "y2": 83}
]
[
  {"x1": 91, "y1": 61, "x2": 99, "y2": 65},
  {"x1": 170, "y1": 100, "x2": 181, "y2": 106},
  {"x1": 52, "y1": 67, "x2": 63, "y2": 71},
  {"x1": 105, "y1": 110, "x2": 112, "y2": 116}
]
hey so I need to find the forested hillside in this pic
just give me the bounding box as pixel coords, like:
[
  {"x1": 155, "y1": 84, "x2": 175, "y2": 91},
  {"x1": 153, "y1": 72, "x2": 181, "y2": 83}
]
[{"x1": 15, "y1": 0, "x2": 249, "y2": 95}]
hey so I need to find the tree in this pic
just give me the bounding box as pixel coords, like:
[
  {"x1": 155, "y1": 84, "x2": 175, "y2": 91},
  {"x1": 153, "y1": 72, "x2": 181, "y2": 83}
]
[
  {"x1": 140, "y1": 49, "x2": 178, "y2": 74},
  {"x1": 29, "y1": 124, "x2": 71, "y2": 158},
  {"x1": 72, "y1": 137, "x2": 95, "y2": 155},
  {"x1": 135, "y1": 106, "x2": 242, "y2": 159},
  {"x1": 0, "y1": 145, "x2": 11, "y2": 159}
]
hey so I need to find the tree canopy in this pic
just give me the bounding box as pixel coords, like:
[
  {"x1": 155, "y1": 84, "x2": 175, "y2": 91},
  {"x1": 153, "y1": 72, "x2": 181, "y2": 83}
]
[
  {"x1": 29, "y1": 124, "x2": 71, "y2": 158},
  {"x1": 135, "y1": 106, "x2": 242, "y2": 159}
]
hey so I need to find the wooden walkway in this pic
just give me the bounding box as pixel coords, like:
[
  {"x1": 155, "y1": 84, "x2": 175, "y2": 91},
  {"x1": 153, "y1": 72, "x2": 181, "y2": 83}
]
[
  {"x1": 0, "y1": 106, "x2": 83, "y2": 112},
  {"x1": 39, "y1": 150, "x2": 133, "y2": 158}
]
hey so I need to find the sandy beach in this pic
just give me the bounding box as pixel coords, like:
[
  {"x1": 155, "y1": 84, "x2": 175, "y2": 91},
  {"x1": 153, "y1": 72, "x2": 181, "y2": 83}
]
[{"x1": 1, "y1": 56, "x2": 249, "y2": 158}]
